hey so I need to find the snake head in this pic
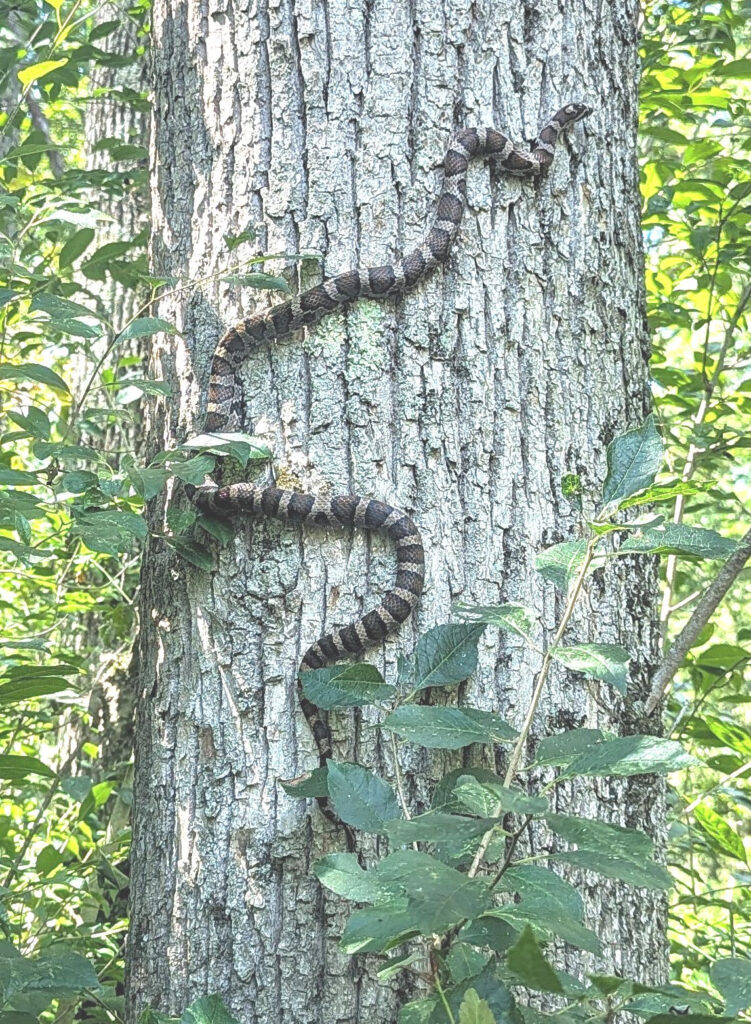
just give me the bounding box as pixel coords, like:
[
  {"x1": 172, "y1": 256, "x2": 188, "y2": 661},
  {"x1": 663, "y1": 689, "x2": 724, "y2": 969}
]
[{"x1": 564, "y1": 102, "x2": 593, "y2": 122}]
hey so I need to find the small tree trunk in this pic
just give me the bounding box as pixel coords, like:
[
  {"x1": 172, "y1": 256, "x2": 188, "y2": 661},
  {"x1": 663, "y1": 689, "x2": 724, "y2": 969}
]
[{"x1": 128, "y1": 1, "x2": 664, "y2": 1020}]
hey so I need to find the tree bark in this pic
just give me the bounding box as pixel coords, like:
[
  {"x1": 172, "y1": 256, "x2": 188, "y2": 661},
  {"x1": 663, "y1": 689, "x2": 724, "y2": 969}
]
[{"x1": 128, "y1": 1, "x2": 664, "y2": 1021}]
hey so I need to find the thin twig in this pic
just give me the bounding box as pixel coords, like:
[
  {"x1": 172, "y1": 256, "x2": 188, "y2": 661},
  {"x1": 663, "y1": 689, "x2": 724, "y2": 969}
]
[{"x1": 646, "y1": 526, "x2": 751, "y2": 714}]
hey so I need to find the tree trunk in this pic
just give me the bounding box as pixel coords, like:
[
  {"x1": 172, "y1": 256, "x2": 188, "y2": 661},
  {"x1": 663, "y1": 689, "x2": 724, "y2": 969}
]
[{"x1": 128, "y1": 1, "x2": 663, "y2": 1021}]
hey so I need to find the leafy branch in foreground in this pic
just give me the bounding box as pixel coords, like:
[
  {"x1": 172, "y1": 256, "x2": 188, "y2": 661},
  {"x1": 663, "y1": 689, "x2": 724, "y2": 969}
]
[{"x1": 282, "y1": 416, "x2": 745, "y2": 1024}]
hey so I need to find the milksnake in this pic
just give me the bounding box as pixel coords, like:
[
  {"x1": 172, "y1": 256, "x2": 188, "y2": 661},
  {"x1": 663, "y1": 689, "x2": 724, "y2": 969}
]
[{"x1": 186, "y1": 102, "x2": 591, "y2": 836}]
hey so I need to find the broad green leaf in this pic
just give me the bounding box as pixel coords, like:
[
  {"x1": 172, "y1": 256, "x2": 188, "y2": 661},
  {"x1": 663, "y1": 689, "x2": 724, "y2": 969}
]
[
  {"x1": 169, "y1": 539, "x2": 214, "y2": 571},
  {"x1": 693, "y1": 804, "x2": 747, "y2": 864},
  {"x1": 0, "y1": 288, "x2": 19, "y2": 308},
  {"x1": 458, "y1": 917, "x2": 516, "y2": 953},
  {"x1": 454, "y1": 776, "x2": 548, "y2": 817},
  {"x1": 59, "y1": 228, "x2": 96, "y2": 268},
  {"x1": 398, "y1": 997, "x2": 438, "y2": 1024},
  {"x1": 313, "y1": 853, "x2": 391, "y2": 903},
  {"x1": 17, "y1": 60, "x2": 69, "y2": 86},
  {"x1": 446, "y1": 944, "x2": 490, "y2": 984},
  {"x1": 601, "y1": 415, "x2": 663, "y2": 507},
  {"x1": 221, "y1": 273, "x2": 289, "y2": 291},
  {"x1": 72, "y1": 509, "x2": 147, "y2": 555},
  {"x1": 620, "y1": 523, "x2": 736, "y2": 560},
  {"x1": 0, "y1": 677, "x2": 72, "y2": 703},
  {"x1": 385, "y1": 812, "x2": 499, "y2": 861},
  {"x1": 384, "y1": 706, "x2": 516, "y2": 749},
  {"x1": 0, "y1": 363, "x2": 69, "y2": 394},
  {"x1": 552, "y1": 643, "x2": 630, "y2": 694},
  {"x1": 458, "y1": 988, "x2": 496, "y2": 1024},
  {"x1": 300, "y1": 663, "x2": 393, "y2": 708},
  {"x1": 530, "y1": 728, "x2": 612, "y2": 767},
  {"x1": 562, "y1": 735, "x2": 697, "y2": 778},
  {"x1": 376, "y1": 952, "x2": 422, "y2": 981},
  {"x1": 506, "y1": 925, "x2": 564, "y2": 993},
  {"x1": 340, "y1": 901, "x2": 419, "y2": 953},
  {"x1": 375, "y1": 850, "x2": 491, "y2": 934},
  {"x1": 486, "y1": 904, "x2": 600, "y2": 954},
  {"x1": 454, "y1": 602, "x2": 537, "y2": 643},
  {"x1": 431, "y1": 768, "x2": 508, "y2": 814},
  {"x1": 435, "y1": 969, "x2": 516, "y2": 1024},
  {"x1": 327, "y1": 761, "x2": 402, "y2": 833},
  {"x1": 0, "y1": 755, "x2": 55, "y2": 780},
  {"x1": 279, "y1": 765, "x2": 328, "y2": 798},
  {"x1": 553, "y1": 849, "x2": 672, "y2": 890},
  {"x1": 180, "y1": 994, "x2": 241, "y2": 1024},
  {"x1": 710, "y1": 958, "x2": 751, "y2": 1015},
  {"x1": 411, "y1": 623, "x2": 485, "y2": 690},
  {"x1": 172, "y1": 455, "x2": 216, "y2": 486},
  {"x1": 30, "y1": 292, "x2": 97, "y2": 321},
  {"x1": 535, "y1": 541, "x2": 588, "y2": 591},
  {"x1": 118, "y1": 317, "x2": 177, "y2": 341}
]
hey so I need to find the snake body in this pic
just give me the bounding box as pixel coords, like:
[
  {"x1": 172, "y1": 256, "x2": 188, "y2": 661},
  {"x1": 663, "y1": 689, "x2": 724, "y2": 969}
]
[{"x1": 187, "y1": 102, "x2": 591, "y2": 832}]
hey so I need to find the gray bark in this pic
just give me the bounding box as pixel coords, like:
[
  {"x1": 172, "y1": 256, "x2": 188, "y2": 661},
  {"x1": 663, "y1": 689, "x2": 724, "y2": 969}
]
[{"x1": 129, "y1": 1, "x2": 665, "y2": 1021}]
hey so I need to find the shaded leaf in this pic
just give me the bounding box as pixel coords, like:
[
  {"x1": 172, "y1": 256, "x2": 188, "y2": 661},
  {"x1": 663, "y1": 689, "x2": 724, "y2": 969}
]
[
  {"x1": 327, "y1": 762, "x2": 402, "y2": 833},
  {"x1": 300, "y1": 663, "x2": 393, "y2": 709},
  {"x1": 602, "y1": 415, "x2": 663, "y2": 507},
  {"x1": 552, "y1": 643, "x2": 630, "y2": 694}
]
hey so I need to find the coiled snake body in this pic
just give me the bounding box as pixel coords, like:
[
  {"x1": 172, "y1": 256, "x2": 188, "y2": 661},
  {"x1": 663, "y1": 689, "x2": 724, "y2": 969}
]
[{"x1": 187, "y1": 103, "x2": 591, "y2": 831}]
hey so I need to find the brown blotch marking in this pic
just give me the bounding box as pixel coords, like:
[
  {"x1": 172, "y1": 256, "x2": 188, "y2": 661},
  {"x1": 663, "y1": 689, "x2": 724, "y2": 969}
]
[
  {"x1": 286, "y1": 492, "x2": 315, "y2": 521},
  {"x1": 368, "y1": 264, "x2": 396, "y2": 295},
  {"x1": 444, "y1": 149, "x2": 469, "y2": 176},
  {"x1": 436, "y1": 192, "x2": 463, "y2": 223},
  {"x1": 395, "y1": 568, "x2": 424, "y2": 593},
  {"x1": 401, "y1": 249, "x2": 427, "y2": 287},
  {"x1": 361, "y1": 609, "x2": 390, "y2": 641},
  {"x1": 333, "y1": 270, "x2": 361, "y2": 299},
  {"x1": 427, "y1": 226, "x2": 451, "y2": 259},
  {"x1": 382, "y1": 591, "x2": 413, "y2": 623},
  {"x1": 260, "y1": 488, "x2": 284, "y2": 517},
  {"x1": 337, "y1": 624, "x2": 365, "y2": 654},
  {"x1": 317, "y1": 634, "x2": 343, "y2": 662},
  {"x1": 331, "y1": 495, "x2": 358, "y2": 525},
  {"x1": 270, "y1": 304, "x2": 294, "y2": 335},
  {"x1": 362, "y1": 499, "x2": 393, "y2": 530}
]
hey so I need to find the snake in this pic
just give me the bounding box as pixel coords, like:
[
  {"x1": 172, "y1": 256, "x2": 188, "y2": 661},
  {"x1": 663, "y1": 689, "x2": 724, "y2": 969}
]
[{"x1": 185, "y1": 102, "x2": 591, "y2": 838}]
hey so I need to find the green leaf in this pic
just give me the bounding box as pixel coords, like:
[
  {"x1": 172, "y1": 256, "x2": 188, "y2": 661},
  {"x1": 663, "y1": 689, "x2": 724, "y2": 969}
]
[
  {"x1": 72, "y1": 509, "x2": 147, "y2": 555},
  {"x1": 376, "y1": 952, "x2": 422, "y2": 981},
  {"x1": 552, "y1": 643, "x2": 630, "y2": 694},
  {"x1": 490, "y1": 865, "x2": 601, "y2": 952},
  {"x1": 221, "y1": 272, "x2": 289, "y2": 291},
  {"x1": 314, "y1": 853, "x2": 390, "y2": 903},
  {"x1": 453, "y1": 602, "x2": 537, "y2": 644},
  {"x1": 620, "y1": 523, "x2": 736, "y2": 559},
  {"x1": 169, "y1": 539, "x2": 214, "y2": 571},
  {"x1": 172, "y1": 455, "x2": 216, "y2": 486},
  {"x1": 398, "y1": 997, "x2": 438, "y2": 1024},
  {"x1": 458, "y1": 917, "x2": 516, "y2": 954},
  {"x1": 384, "y1": 706, "x2": 516, "y2": 749},
  {"x1": 376, "y1": 850, "x2": 491, "y2": 934},
  {"x1": 535, "y1": 541, "x2": 588, "y2": 591},
  {"x1": 30, "y1": 292, "x2": 97, "y2": 321},
  {"x1": 553, "y1": 849, "x2": 672, "y2": 890},
  {"x1": 300, "y1": 663, "x2": 393, "y2": 708},
  {"x1": 445, "y1": 944, "x2": 490, "y2": 984},
  {"x1": 694, "y1": 804, "x2": 747, "y2": 864},
  {"x1": 411, "y1": 623, "x2": 485, "y2": 690},
  {"x1": 506, "y1": 925, "x2": 565, "y2": 994},
  {"x1": 118, "y1": 317, "x2": 177, "y2": 341},
  {"x1": 385, "y1": 812, "x2": 498, "y2": 860},
  {"x1": 327, "y1": 761, "x2": 402, "y2": 833},
  {"x1": 17, "y1": 59, "x2": 69, "y2": 86},
  {"x1": 180, "y1": 994, "x2": 241, "y2": 1024},
  {"x1": 279, "y1": 765, "x2": 328, "y2": 798},
  {"x1": 340, "y1": 902, "x2": 419, "y2": 954},
  {"x1": 0, "y1": 677, "x2": 72, "y2": 703},
  {"x1": 710, "y1": 958, "x2": 751, "y2": 1015},
  {"x1": 0, "y1": 363, "x2": 69, "y2": 394},
  {"x1": 530, "y1": 728, "x2": 611, "y2": 767},
  {"x1": 59, "y1": 228, "x2": 96, "y2": 268},
  {"x1": 0, "y1": 755, "x2": 55, "y2": 780},
  {"x1": 562, "y1": 735, "x2": 698, "y2": 778},
  {"x1": 601, "y1": 415, "x2": 663, "y2": 507},
  {"x1": 458, "y1": 988, "x2": 497, "y2": 1024},
  {"x1": 436, "y1": 969, "x2": 516, "y2": 1024},
  {"x1": 453, "y1": 776, "x2": 548, "y2": 817}
]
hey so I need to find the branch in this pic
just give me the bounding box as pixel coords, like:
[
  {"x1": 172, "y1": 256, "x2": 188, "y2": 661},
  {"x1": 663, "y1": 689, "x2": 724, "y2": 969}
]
[{"x1": 646, "y1": 526, "x2": 751, "y2": 714}]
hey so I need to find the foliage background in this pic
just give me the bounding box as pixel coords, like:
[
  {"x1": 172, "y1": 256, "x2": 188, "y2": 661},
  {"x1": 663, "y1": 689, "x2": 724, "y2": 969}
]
[{"x1": 0, "y1": 0, "x2": 748, "y2": 1019}]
